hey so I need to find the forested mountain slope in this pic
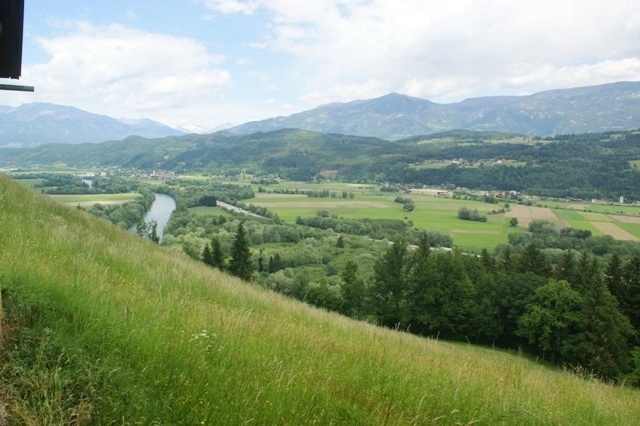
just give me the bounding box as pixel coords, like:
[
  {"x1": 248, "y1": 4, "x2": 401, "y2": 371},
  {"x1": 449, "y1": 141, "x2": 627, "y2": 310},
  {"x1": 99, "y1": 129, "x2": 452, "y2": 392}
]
[
  {"x1": 4, "y1": 129, "x2": 640, "y2": 200},
  {"x1": 230, "y1": 81, "x2": 640, "y2": 139}
]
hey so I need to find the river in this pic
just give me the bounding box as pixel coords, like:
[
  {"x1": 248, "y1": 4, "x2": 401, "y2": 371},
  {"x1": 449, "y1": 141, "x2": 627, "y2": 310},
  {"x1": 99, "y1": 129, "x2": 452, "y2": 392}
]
[{"x1": 143, "y1": 193, "x2": 176, "y2": 241}]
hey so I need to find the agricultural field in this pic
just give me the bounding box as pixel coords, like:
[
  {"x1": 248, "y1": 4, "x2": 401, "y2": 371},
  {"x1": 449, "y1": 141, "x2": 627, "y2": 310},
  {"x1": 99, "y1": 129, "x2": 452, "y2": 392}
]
[
  {"x1": 244, "y1": 181, "x2": 640, "y2": 249},
  {"x1": 189, "y1": 206, "x2": 235, "y2": 217},
  {"x1": 50, "y1": 193, "x2": 141, "y2": 207},
  {"x1": 506, "y1": 204, "x2": 640, "y2": 241},
  {"x1": 248, "y1": 186, "x2": 518, "y2": 250}
]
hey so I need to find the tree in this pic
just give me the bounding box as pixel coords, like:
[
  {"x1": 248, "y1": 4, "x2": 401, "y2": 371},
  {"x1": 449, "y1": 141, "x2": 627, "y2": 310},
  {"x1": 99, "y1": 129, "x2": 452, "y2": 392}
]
[
  {"x1": 202, "y1": 243, "x2": 214, "y2": 266},
  {"x1": 340, "y1": 260, "x2": 365, "y2": 318},
  {"x1": 370, "y1": 240, "x2": 408, "y2": 328},
  {"x1": 565, "y1": 255, "x2": 635, "y2": 380},
  {"x1": 517, "y1": 243, "x2": 552, "y2": 277},
  {"x1": 621, "y1": 255, "x2": 640, "y2": 338},
  {"x1": 406, "y1": 251, "x2": 476, "y2": 340},
  {"x1": 135, "y1": 218, "x2": 160, "y2": 243},
  {"x1": 517, "y1": 279, "x2": 582, "y2": 363},
  {"x1": 553, "y1": 250, "x2": 577, "y2": 286},
  {"x1": 211, "y1": 235, "x2": 225, "y2": 271},
  {"x1": 604, "y1": 252, "x2": 623, "y2": 298},
  {"x1": 509, "y1": 217, "x2": 519, "y2": 227},
  {"x1": 228, "y1": 222, "x2": 253, "y2": 281}
]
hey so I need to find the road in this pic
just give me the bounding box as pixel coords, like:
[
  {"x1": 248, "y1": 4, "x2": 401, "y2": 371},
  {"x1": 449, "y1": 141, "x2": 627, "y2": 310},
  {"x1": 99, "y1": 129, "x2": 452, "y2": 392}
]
[{"x1": 216, "y1": 201, "x2": 263, "y2": 218}]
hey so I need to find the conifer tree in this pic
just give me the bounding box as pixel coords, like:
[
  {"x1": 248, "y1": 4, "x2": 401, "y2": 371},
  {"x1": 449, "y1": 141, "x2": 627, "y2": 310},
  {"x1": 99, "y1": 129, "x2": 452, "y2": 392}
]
[
  {"x1": 229, "y1": 222, "x2": 253, "y2": 281},
  {"x1": 621, "y1": 255, "x2": 640, "y2": 337},
  {"x1": 341, "y1": 260, "x2": 365, "y2": 317},
  {"x1": 566, "y1": 255, "x2": 635, "y2": 380},
  {"x1": 553, "y1": 249, "x2": 577, "y2": 286},
  {"x1": 210, "y1": 235, "x2": 225, "y2": 270},
  {"x1": 517, "y1": 243, "x2": 552, "y2": 277},
  {"x1": 202, "y1": 243, "x2": 214, "y2": 266},
  {"x1": 370, "y1": 240, "x2": 408, "y2": 328},
  {"x1": 604, "y1": 252, "x2": 623, "y2": 297}
]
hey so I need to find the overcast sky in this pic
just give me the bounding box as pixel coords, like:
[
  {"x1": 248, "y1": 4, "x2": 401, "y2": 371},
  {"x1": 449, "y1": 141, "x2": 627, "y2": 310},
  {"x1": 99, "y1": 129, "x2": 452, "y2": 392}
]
[{"x1": 3, "y1": 0, "x2": 640, "y2": 131}]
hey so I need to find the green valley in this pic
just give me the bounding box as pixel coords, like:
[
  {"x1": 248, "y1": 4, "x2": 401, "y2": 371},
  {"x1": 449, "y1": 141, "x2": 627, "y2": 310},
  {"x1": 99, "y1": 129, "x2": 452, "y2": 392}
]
[{"x1": 2, "y1": 169, "x2": 640, "y2": 424}]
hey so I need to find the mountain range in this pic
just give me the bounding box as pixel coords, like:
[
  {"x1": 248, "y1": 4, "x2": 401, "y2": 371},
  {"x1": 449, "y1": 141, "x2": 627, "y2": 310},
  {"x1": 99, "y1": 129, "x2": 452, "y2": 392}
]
[
  {"x1": 0, "y1": 103, "x2": 183, "y2": 148},
  {"x1": 230, "y1": 81, "x2": 640, "y2": 140},
  {"x1": 1, "y1": 81, "x2": 640, "y2": 147}
]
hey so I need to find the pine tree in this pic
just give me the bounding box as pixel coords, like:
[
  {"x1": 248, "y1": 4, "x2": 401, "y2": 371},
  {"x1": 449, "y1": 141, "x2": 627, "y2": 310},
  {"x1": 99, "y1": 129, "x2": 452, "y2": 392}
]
[
  {"x1": 210, "y1": 235, "x2": 225, "y2": 270},
  {"x1": 553, "y1": 249, "x2": 577, "y2": 286},
  {"x1": 202, "y1": 243, "x2": 214, "y2": 266},
  {"x1": 341, "y1": 260, "x2": 365, "y2": 317},
  {"x1": 621, "y1": 255, "x2": 640, "y2": 338},
  {"x1": 517, "y1": 243, "x2": 552, "y2": 277},
  {"x1": 229, "y1": 222, "x2": 253, "y2": 281},
  {"x1": 604, "y1": 252, "x2": 623, "y2": 297},
  {"x1": 566, "y1": 254, "x2": 635, "y2": 380}
]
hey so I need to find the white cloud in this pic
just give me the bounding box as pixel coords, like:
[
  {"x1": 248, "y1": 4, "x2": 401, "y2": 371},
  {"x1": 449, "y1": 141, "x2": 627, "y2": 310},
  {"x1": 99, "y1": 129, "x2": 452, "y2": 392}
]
[
  {"x1": 204, "y1": 0, "x2": 640, "y2": 104},
  {"x1": 300, "y1": 80, "x2": 390, "y2": 106},
  {"x1": 201, "y1": 0, "x2": 258, "y2": 15},
  {"x1": 19, "y1": 21, "x2": 231, "y2": 126}
]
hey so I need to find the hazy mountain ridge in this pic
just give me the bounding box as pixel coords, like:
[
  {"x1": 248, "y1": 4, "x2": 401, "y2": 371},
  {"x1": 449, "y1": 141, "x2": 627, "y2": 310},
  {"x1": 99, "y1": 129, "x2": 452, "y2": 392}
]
[
  {"x1": 230, "y1": 82, "x2": 640, "y2": 139},
  {"x1": 0, "y1": 103, "x2": 184, "y2": 147}
]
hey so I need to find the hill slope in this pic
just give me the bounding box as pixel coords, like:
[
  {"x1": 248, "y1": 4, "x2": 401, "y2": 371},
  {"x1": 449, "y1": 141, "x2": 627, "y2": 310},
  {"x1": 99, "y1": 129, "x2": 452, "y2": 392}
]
[
  {"x1": 1, "y1": 174, "x2": 639, "y2": 424},
  {"x1": 230, "y1": 81, "x2": 640, "y2": 139},
  {"x1": 0, "y1": 102, "x2": 183, "y2": 147}
]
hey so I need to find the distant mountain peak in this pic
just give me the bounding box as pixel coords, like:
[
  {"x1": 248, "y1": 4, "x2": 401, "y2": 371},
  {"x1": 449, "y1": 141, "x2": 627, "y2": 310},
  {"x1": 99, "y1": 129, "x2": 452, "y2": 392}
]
[
  {"x1": 0, "y1": 103, "x2": 183, "y2": 148},
  {"x1": 229, "y1": 81, "x2": 640, "y2": 139}
]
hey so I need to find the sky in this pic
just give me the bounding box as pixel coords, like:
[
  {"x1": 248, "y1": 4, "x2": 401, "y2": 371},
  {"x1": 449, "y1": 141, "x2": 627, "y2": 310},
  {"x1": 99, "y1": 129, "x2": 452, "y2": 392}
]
[{"x1": 2, "y1": 0, "x2": 640, "y2": 131}]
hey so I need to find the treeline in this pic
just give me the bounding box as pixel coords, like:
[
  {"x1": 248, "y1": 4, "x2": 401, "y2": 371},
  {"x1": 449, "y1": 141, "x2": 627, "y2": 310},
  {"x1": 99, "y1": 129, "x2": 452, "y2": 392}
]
[
  {"x1": 394, "y1": 196, "x2": 415, "y2": 212},
  {"x1": 509, "y1": 220, "x2": 640, "y2": 258},
  {"x1": 365, "y1": 239, "x2": 639, "y2": 384},
  {"x1": 156, "y1": 179, "x2": 254, "y2": 210},
  {"x1": 457, "y1": 206, "x2": 487, "y2": 222},
  {"x1": 390, "y1": 135, "x2": 640, "y2": 201},
  {"x1": 9, "y1": 129, "x2": 640, "y2": 201},
  {"x1": 86, "y1": 188, "x2": 155, "y2": 230},
  {"x1": 264, "y1": 187, "x2": 356, "y2": 199},
  {"x1": 295, "y1": 212, "x2": 452, "y2": 246},
  {"x1": 22, "y1": 173, "x2": 139, "y2": 194}
]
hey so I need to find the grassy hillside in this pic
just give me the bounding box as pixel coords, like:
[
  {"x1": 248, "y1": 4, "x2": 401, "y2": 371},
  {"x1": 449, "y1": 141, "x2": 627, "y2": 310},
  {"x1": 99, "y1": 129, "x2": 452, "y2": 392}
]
[{"x1": 1, "y1": 174, "x2": 639, "y2": 424}]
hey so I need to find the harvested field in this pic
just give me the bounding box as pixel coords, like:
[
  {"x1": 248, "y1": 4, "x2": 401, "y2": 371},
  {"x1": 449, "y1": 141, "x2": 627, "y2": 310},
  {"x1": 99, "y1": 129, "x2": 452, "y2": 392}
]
[
  {"x1": 609, "y1": 214, "x2": 640, "y2": 224},
  {"x1": 591, "y1": 222, "x2": 639, "y2": 241},
  {"x1": 505, "y1": 205, "x2": 567, "y2": 229}
]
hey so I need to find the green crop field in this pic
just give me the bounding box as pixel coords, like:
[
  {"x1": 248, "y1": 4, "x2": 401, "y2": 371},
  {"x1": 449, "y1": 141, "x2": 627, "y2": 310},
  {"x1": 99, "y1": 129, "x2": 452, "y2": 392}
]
[
  {"x1": 249, "y1": 186, "x2": 520, "y2": 250},
  {"x1": 615, "y1": 222, "x2": 640, "y2": 239},
  {"x1": 189, "y1": 206, "x2": 235, "y2": 217},
  {"x1": 49, "y1": 193, "x2": 141, "y2": 205}
]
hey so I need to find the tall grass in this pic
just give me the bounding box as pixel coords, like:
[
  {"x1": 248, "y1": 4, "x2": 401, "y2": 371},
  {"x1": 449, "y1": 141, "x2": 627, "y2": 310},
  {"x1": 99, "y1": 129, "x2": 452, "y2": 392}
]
[{"x1": 1, "y1": 174, "x2": 639, "y2": 424}]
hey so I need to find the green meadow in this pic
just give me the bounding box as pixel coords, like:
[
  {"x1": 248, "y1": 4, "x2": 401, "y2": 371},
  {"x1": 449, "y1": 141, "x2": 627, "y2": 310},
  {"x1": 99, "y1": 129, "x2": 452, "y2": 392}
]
[
  {"x1": 189, "y1": 205, "x2": 235, "y2": 217},
  {"x1": 50, "y1": 192, "x2": 141, "y2": 205},
  {"x1": 3, "y1": 172, "x2": 640, "y2": 424},
  {"x1": 249, "y1": 188, "x2": 518, "y2": 250}
]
